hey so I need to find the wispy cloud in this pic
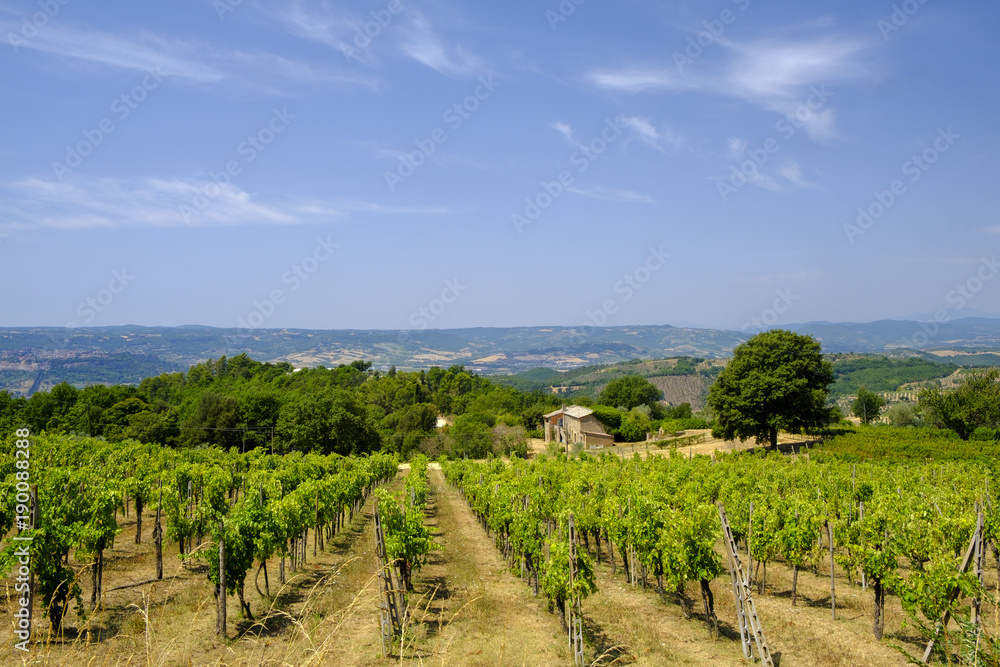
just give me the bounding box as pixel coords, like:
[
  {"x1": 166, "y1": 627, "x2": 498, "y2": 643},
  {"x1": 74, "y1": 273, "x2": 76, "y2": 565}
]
[
  {"x1": 617, "y1": 115, "x2": 686, "y2": 153},
  {"x1": 272, "y1": 2, "x2": 353, "y2": 48},
  {"x1": 399, "y1": 13, "x2": 483, "y2": 76},
  {"x1": 727, "y1": 137, "x2": 748, "y2": 159},
  {"x1": 588, "y1": 35, "x2": 870, "y2": 142},
  {"x1": 735, "y1": 270, "x2": 823, "y2": 284},
  {"x1": 1, "y1": 20, "x2": 376, "y2": 93},
  {"x1": 567, "y1": 185, "x2": 655, "y2": 203},
  {"x1": 0, "y1": 176, "x2": 449, "y2": 230},
  {"x1": 588, "y1": 67, "x2": 690, "y2": 93},
  {"x1": 779, "y1": 161, "x2": 813, "y2": 188},
  {"x1": 3, "y1": 23, "x2": 224, "y2": 82},
  {"x1": 551, "y1": 121, "x2": 584, "y2": 150},
  {"x1": 266, "y1": 2, "x2": 377, "y2": 67}
]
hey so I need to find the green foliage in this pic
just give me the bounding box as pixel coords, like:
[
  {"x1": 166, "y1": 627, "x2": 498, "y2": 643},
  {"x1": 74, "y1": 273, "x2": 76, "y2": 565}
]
[
  {"x1": 599, "y1": 375, "x2": 663, "y2": 410},
  {"x1": 541, "y1": 539, "x2": 597, "y2": 608},
  {"x1": 920, "y1": 369, "x2": 1000, "y2": 439},
  {"x1": 0, "y1": 430, "x2": 399, "y2": 628},
  {"x1": 443, "y1": 428, "x2": 1000, "y2": 646},
  {"x1": 663, "y1": 402, "x2": 693, "y2": 419},
  {"x1": 375, "y1": 485, "x2": 437, "y2": 591},
  {"x1": 493, "y1": 423, "x2": 529, "y2": 458},
  {"x1": 852, "y1": 387, "x2": 886, "y2": 425},
  {"x1": 708, "y1": 330, "x2": 834, "y2": 448},
  {"x1": 617, "y1": 410, "x2": 651, "y2": 443},
  {"x1": 277, "y1": 389, "x2": 381, "y2": 455},
  {"x1": 830, "y1": 356, "x2": 958, "y2": 397},
  {"x1": 811, "y1": 427, "x2": 1000, "y2": 461},
  {"x1": 971, "y1": 427, "x2": 1000, "y2": 441},
  {"x1": 4, "y1": 353, "x2": 567, "y2": 463},
  {"x1": 447, "y1": 413, "x2": 494, "y2": 459},
  {"x1": 590, "y1": 405, "x2": 624, "y2": 432},
  {"x1": 884, "y1": 402, "x2": 920, "y2": 428}
]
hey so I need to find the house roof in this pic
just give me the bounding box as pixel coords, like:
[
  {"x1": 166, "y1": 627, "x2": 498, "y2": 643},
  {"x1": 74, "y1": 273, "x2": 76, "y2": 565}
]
[{"x1": 543, "y1": 405, "x2": 594, "y2": 419}]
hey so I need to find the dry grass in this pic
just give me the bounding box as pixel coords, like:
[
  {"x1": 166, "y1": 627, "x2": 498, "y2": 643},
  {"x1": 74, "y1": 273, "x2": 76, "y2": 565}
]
[
  {"x1": 4, "y1": 477, "x2": 407, "y2": 666},
  {"x1": 5, "y1": 464, "x2": 995, "y2": 667},
  {"x1": 392, "y1": 466, "x2": 568, "y2": 666}
]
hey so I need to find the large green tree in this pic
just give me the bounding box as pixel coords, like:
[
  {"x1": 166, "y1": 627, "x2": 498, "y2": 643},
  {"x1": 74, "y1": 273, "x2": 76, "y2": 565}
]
[
  {"x1": 599, "y1": 375, "x2": 663, "y2": 410},
  {"x1": 276, "y1": 389, "x2": 381, "y2": 455},
  {"x1": 707, "y1": 330, "x2": 834, "y2": 449},
  {"x1": 447, "y1": 413, "x2": 494, "y2": 459},
  {"x1": 919, "y1": 369, "x2": 1000, "y2": 439},
  {"x1": 852, "y1": 387, "x2": 886, "y2": 425}
]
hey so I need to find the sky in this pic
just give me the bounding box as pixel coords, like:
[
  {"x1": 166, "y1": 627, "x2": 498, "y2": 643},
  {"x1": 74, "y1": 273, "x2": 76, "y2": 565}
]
[{"x1": 0, "y1": 0, "x2": 998, "y2": 333}]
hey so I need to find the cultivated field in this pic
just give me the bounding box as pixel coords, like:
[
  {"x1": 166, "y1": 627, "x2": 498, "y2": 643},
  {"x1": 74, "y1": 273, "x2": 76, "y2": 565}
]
[{"x1": 4, "y1": 456, "x2": 986, "y2": 666}]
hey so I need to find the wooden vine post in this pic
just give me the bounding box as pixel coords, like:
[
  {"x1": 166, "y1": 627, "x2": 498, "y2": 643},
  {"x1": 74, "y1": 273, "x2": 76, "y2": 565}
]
[
  {"x1": 972, "y1": 504, "x2": 985, "y2": 627},
  {"x1": 567, "y1": 513, "x2": 585, "y2": 667},
  {"x1": 27, "y1": 485, "x2": 39, "y2": 633},
  {"x1": 827, "y1": 520, "x2": 836, "y2": 620},
  {"x1": 217, "y1": 520, "x2": 227, "y2": 637},
  {"x1": 154, "y1": 479, "x2": 163, "y2": 580},
  {"x1": 747, "y1": 501, "x2": 754, "y2": 588},
  {"x1": 859, "y1": 501, "x2": 866, "y2": 591}
]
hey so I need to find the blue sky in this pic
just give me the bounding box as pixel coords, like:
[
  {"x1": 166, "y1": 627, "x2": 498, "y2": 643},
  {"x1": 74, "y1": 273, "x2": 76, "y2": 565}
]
[{"x1": 1, "y1": 0, "x2": 998, "y2": 333}]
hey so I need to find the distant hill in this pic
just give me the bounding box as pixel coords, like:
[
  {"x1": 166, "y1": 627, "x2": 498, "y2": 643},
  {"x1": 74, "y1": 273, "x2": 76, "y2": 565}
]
[
  {"x1": 0, "y1": 324, "x2": 746, "y2": 394},
  {"x1": 495, "y1": 353, "x2": 965, "y2": 409},
  {"x1": 786, "y1": 318, "x2": 1000, "y2": 353},
  {"x1": 493, "y1": 356, "x2": 722, "y2": 409},
  {"x1": 2, "y1": 318, "x2": 1000, "y2": 394}
]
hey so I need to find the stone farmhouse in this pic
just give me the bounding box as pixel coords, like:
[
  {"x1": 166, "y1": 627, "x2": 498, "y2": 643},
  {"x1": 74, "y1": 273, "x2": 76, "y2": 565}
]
[{"x1": 543, "y1": 406, "x2": 615, "y2": 448}]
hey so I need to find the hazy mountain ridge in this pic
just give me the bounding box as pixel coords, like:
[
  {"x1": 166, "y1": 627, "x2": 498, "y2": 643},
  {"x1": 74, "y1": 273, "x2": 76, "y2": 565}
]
[{"x1": 2, "y1": 318, "x2": 1000, "y2": 394}]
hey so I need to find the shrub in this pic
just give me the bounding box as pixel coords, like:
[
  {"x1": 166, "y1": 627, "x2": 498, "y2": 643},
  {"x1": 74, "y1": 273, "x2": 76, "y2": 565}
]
[
  {"x1": 971, "y1": 427, "x2": 1000, "y2": 441},
  {"x1": 493, "y1": 423, "x2": 529, "y2": 458},
  {"x1": 657, "y1": 418, "x2": 710, "y2": 433},
  {"x1": 618, "y1": 410, "x2": 651, "y2": 442},
  {"x1": 590, "y1": 405, "x2": 624, "y2": 432}
]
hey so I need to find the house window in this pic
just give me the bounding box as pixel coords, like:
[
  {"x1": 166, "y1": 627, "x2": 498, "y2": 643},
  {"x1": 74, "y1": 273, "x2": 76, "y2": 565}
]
[{"x1": 558, "y1": 418, "x2": 563, "y2": 427}]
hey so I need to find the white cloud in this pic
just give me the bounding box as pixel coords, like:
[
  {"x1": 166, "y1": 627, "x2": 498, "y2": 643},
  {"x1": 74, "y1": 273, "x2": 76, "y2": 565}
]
[
  {"x1": 0, "y1": 20, "x2": 376, "y2": 93},
  {"x1": 735, "y1": 270, "x2": 823, "y2": 284},
  {"x1": 617, "y1": 115, "x2": 685, "y2": 153},
  {"x1": 588, "y1": 67, "x2": 691, "y2": 93},
  {"x1": 551, "y1": 121, "x2": 584, "y2": 150},
  {"x1": 399, "y1": 14, "x2": 482, "y2": 76},
  {"x1": 567, "y1": 185, "x2": 655, "y2": 203},
  {"x1": 0, "y1": 176, "x2": 450, "y2": 230},
  {"x1": 588, "y1": 35, "x2": 870, "y2": 142},
  {"x1": 266, "y1": 2, "x2": 379, "y2": 68},
  {"x1": 728, "y1": 137, "x2": 748, "y2": 159},
  {"x1": 779, "y1": 161, "x2": 813, "y2": 188},
  {"x1": 4, "y1": 24, "x2": 224, "y2": 82}
]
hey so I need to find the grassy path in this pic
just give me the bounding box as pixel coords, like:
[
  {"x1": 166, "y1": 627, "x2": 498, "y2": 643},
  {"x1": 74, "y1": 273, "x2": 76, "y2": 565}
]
[{"x1": 399, "y1": 465, "x2": 568, "y2": 666}]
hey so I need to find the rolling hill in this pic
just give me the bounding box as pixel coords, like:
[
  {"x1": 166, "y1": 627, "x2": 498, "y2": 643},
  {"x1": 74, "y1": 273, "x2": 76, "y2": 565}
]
[{"x1": 3, "y1": 318, "x2": 1000, "y2": 395}]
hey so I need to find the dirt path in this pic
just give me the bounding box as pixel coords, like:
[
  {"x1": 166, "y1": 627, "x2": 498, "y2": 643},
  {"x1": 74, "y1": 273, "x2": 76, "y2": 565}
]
[
  {"x1": 7, "y1": 465, "x2": 956, "y2": 667},
  {"x1": 402, "y1": 466, "x2": 569, "y2": 666}
]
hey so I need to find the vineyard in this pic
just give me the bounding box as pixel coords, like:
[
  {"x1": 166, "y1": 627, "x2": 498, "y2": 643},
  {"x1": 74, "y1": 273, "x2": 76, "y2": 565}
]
[
  {"x1": 442, "y1": 436, "x2": 1000, "y2": 665},
  {"x1": 3, "y1": 427, "x2": 1000, "y2": 665},
  {"x1": 0, "y1": 431, "x2": 400, "y2": 663}
]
